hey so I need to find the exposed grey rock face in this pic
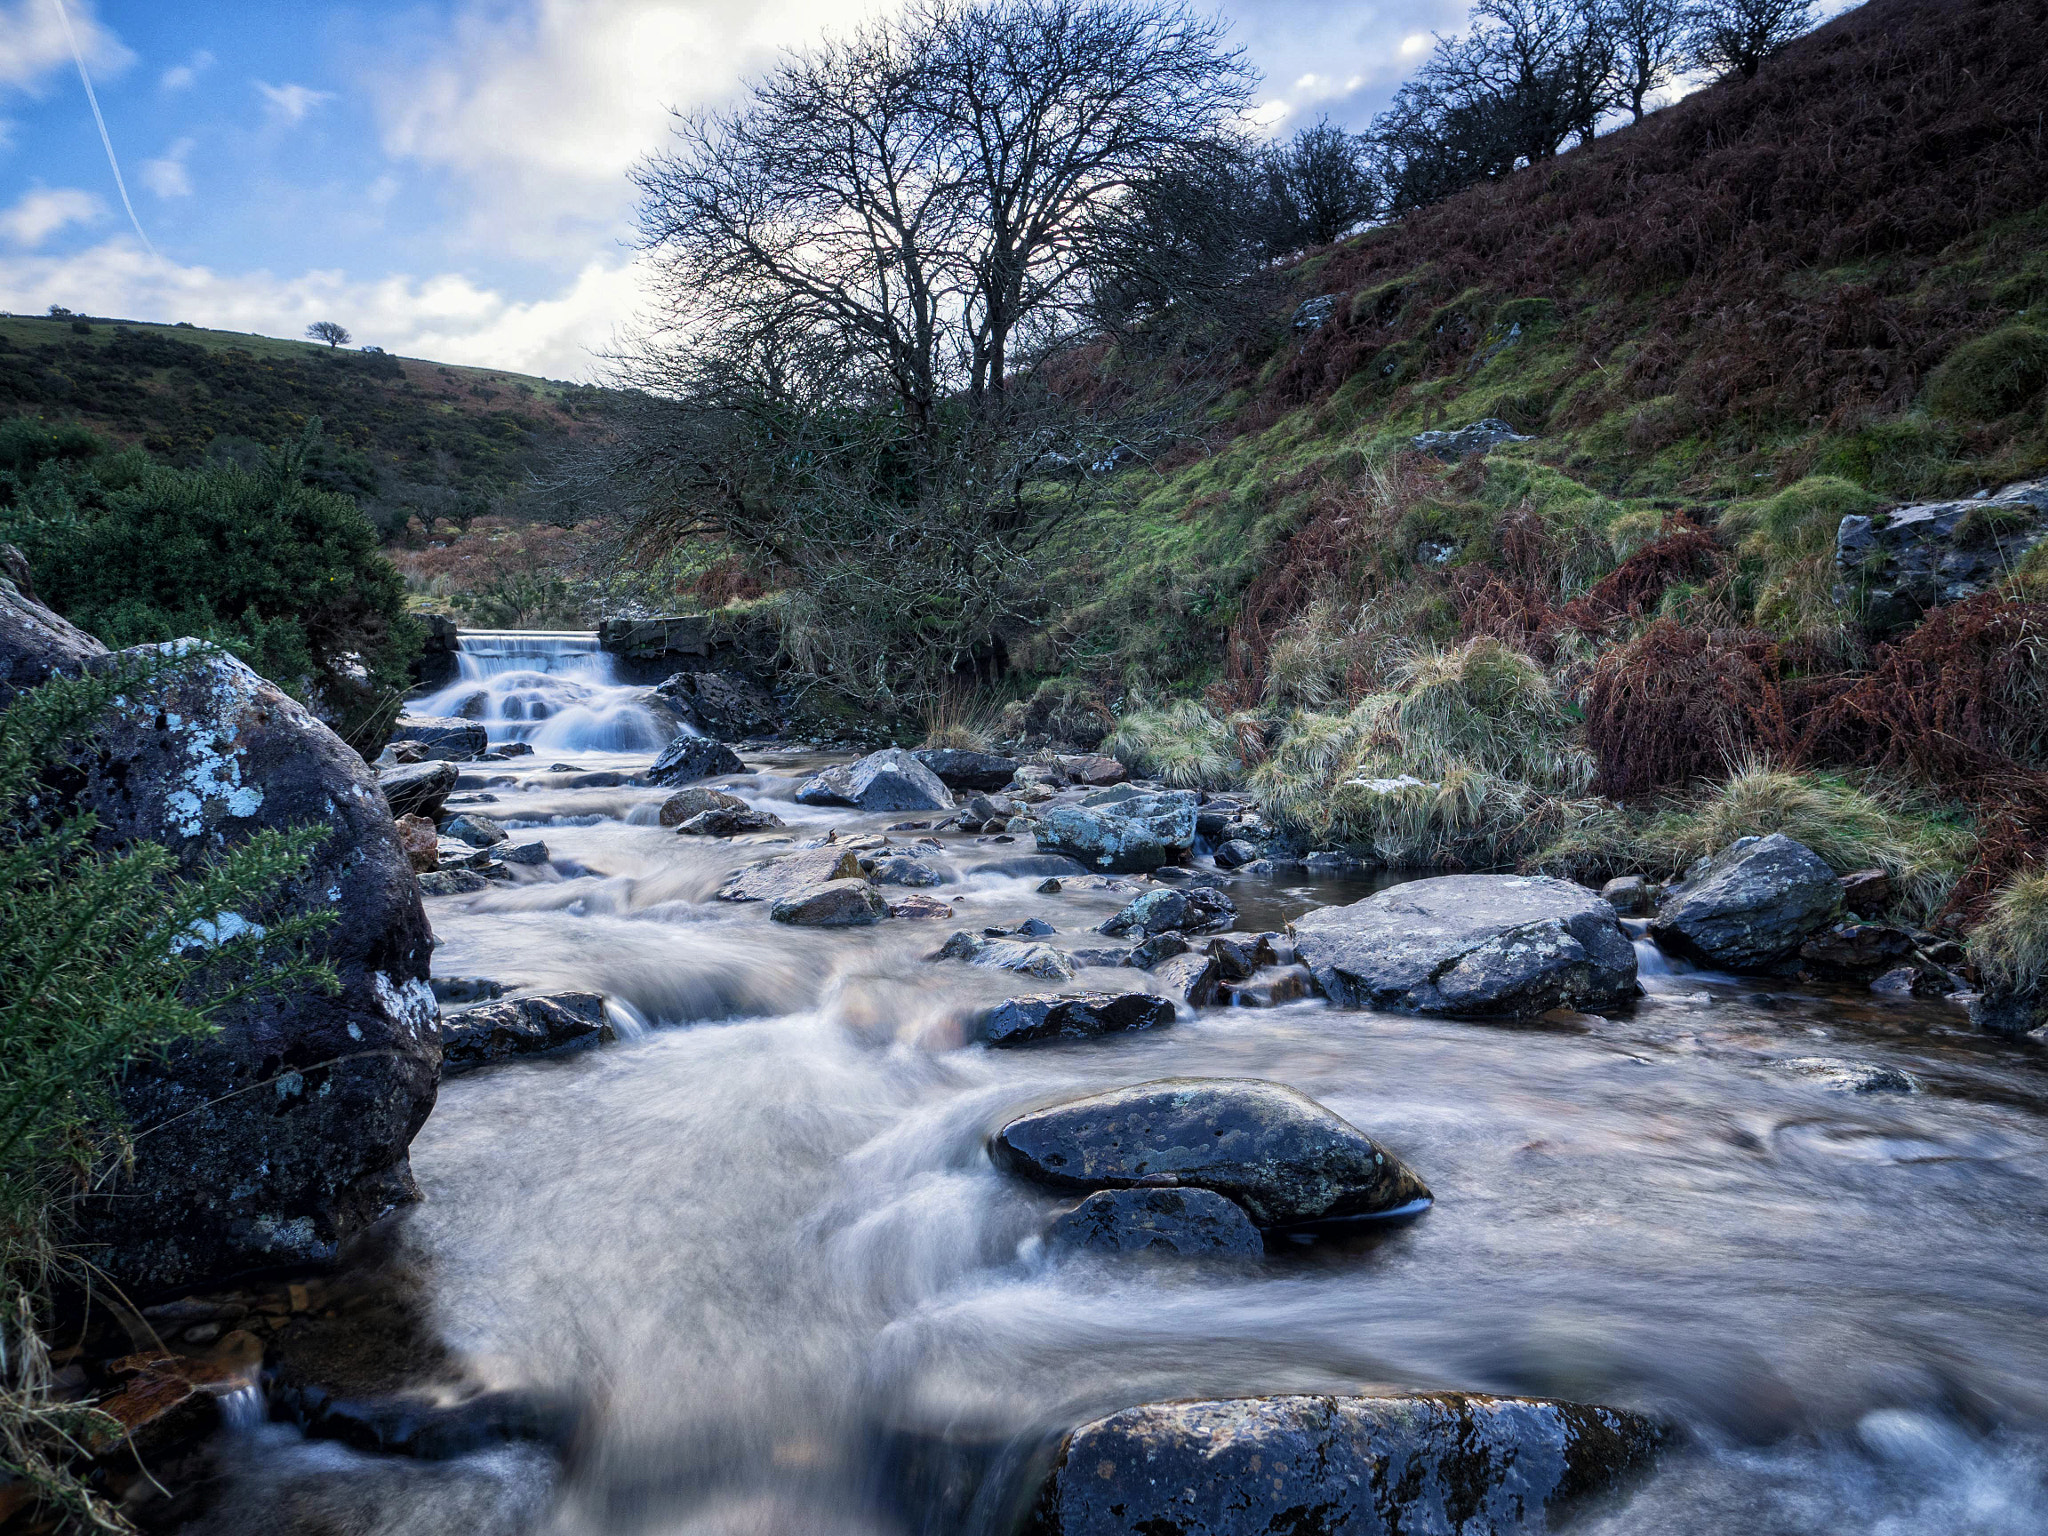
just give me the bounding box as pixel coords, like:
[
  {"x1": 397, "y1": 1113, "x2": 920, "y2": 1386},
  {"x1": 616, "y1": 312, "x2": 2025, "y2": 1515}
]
[
  {"x1": 991, "y1": 1078, "x2": 1430, "y2": 1228},
  {"x1": 440, "y1": 992, "x2": 613, "y2": 1074},
  {"x1": 1100, "y1": 886, "x2": 1236, "y2": 939},
  {"x1": 770, "y1": 878, "x2": 890, "y2": 927},
  {"x1": 659, "y1": 786, "x2": 748, "y2": 826},
  {"x1": 1292, "y1": 874, "x2": 1637, "y2": 1016},
  {"x1": 796, "y1": 748, "x2": 953, "y2": 812},
  {"x1": 648, "y1": 733, "x2": 747, "y2": 786},
  {"x1": 38, "y1": 642, "x2": 441, "y2": 1294},
  {"x1": 1291, "y1": 294, "x2": 1338, "y2": 332},
  {"x1": 0, "y1": 567, "x2": 107, "y2": 704},
  {"x1": 913, "y1": 747, "x2": 1019, "y2": 791},
  {"x1": 1028, "y1": 1393, "x2": 1662, "y2": 1536},
  {"x1": 377, "y1": 760, "x2": 459, "y2": 821},
  {"x1": 932, "y1": 930, "x2": 1077, "y2": 982},
  {"x1": 1410, "y1": 417, "x2": 1533, "y2": 461},
  {"x1": 975, "y1": 992, "x2": 1176, "y2": 1047},
  {"x1": 652, "y1": 670, "x2": 782, "y2": 740},
  {"x1": 498, "y1": 840, "x2": 549, "y2": 865},
  {"x1": 1046, "y1": 1188, "x2": 1262, "y2": 1257},
  {"x1": 1835, "y1": 479, "x2": 2048, "y2": 635},
  {"x1": 389, "y1": 714, "x2": 488, "y2": 761},
  {"x1": 1650, "y1": 834, "x2": 1843, "y2": 972},
  {"x1": 1035, "y1": 788, "x2": 1197, "y2": 873},
  {"x1": 716, "y1": 847, "x2": 863, "y2": 902}
]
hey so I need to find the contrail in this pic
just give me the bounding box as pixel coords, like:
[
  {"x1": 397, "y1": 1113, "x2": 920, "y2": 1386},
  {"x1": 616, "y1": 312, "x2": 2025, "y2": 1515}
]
[{"x1": 49, "y1": 0, "x2": 157, "y2": 258}]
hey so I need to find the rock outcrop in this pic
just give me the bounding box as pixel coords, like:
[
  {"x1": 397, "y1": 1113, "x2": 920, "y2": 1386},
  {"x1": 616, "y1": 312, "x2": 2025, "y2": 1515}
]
[
  {"x1": 992, "y1": 1078, "x2": 1430, "y2": 1228},
  {"x1": 1650, "y1": 833, "x2": 1842, "y2": 971},
  {"x1": 1410, "y1": 417, "x2": 1533, "y2": 460},
  {"x1": 1835, "y1": 479, "x2": 2048, "y2": 635},
  {"x1": 648, "y1": 733, "x2": 747, "y2": 786},
  {"x1": 1045, "y1": 1188, "x2": 1263, "y2": 1258},
  {"x1": 1035, "y1": 788, "x2": 1197, "y2": 873},
  {"x1": 439, "y1": 992, "x2": 613, "y2": 1074},
  {"x1": 974, "y1": 992, "x2": 1176, "y2": 1047},
  {"x1": 1291, "y1": 875, "x2": 1638, "y2": 1016},
  {"x1": 652, "y1": 670, "x2": 782, "y2": 740},
  {"x1": 1028, "y1": 1393, "x2": 1661, "y2": 1536}
]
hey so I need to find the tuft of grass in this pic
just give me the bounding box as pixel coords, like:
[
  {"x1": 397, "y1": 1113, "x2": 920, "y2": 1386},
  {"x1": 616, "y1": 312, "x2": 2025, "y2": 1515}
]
[
  {"x1": 1106, "y1": 699, "x2": 1245, "y2": 789},
  {"x1": 920, "y1": 687, "x2": 1004, "y2": 752},
  {"x1": 1968, "y1": 865, "x2": 2048, "y2": 997},
  {"x1": 1926, "y1": 323, "x2": 2048, "y2": 422},
  {"x1": 1391, "y1": 638, "x2": 1593, "y2": 793}
]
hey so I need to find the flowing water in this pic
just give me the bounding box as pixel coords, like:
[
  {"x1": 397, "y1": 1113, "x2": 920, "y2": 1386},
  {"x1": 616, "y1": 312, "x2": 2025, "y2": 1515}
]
[
  {"x1": 413, "y1": 630, "x2": 677, "y2": 754},
  {"x1": 190, "y1": 633, "x2": 2048, "y2": 1536}
]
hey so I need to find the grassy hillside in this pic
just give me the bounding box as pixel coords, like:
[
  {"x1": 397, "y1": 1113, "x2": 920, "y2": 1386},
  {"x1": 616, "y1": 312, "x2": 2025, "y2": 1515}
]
[{"x1": 0, "y1": 311, "x2": 613, "y2": 534}]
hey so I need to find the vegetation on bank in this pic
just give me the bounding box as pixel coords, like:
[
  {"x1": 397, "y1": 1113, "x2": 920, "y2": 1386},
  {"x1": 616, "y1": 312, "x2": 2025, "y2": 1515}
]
[{"x1": 0, "y1": 662, "x2": 330, "y2": 1530}]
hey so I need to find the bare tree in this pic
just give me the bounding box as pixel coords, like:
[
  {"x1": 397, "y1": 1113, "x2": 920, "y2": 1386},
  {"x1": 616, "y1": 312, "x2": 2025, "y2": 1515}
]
[
  {"x1": 1258, "y1": 119, "x2": 1381, "y2": 256},
  {"x1": 1600, "y1": 0, "x2": 1688, "y2": 119},
  {"x1": 1685, "y1": 0, "x2": 1815, "y2": 78},
  {"x1": 306, "y1": 321, "x2": 351, "y2": 348}
]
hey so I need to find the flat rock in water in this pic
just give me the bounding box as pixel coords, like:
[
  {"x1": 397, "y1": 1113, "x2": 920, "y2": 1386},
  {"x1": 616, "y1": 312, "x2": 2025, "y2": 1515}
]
[
  {"x1": 991, "y1": 1078, "x2": 1429, "y2": 1227},
  {"x1": 1651, "y1": 833, "x2": 1843, "y2": 972},
  {"x1": 771, "y1": 878, "x2": 890, "y2": 927},
  {"x1": 914, "y1": 747, "x2": 1019, "y2": 791},
  {"x1": 389, "y1": 714, "x2": 488, "y2": 761},
  {"x1": 1291, "y1": 873, "x2": 1637, "y2": 1016},
  {"x1": 440, "y1": 992, "x2": 612, "y2": 1074},
  {"x1": 975, "y1": 991, "x2": 1175, "y2": 1047},
  {"x1": 932, "y1": 931, "x2": 1076, "y2": 981},
  {"x1": 717, "y1": 847, "x2": 862, "y2": 902},
  {"x1": 1035, "y1": 789, "x2": 1196, "y2": 873},
  {"x1": 1031, "y1": 1392, "x2": 1661, "y2": 1536},
  {"x1": 647, "y1": 734, "x2": 747, "y2": 786},
  {"x1": 378, "y1": 759, "x2": 459, "y2": 821},
  {"x1": 1046, "y1": 1188, "x2": 1262, "y2": 1257}
]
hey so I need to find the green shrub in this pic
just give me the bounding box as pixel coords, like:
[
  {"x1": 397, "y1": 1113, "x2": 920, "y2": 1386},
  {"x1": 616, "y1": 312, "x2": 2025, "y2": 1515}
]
[{"x1": 1925, "y1": 324, "x2": 2048, "y2": 421}]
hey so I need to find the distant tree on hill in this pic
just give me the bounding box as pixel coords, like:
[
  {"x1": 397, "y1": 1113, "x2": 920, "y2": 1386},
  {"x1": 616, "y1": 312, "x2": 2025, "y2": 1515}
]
[
  {"x1": 1257, "y1": 119, "x2": 1382, "y2": 256},
  {"x1": 1685, "y1": 0, "x2": 1815, "y2": 77},
  {"x1": 1600, "y1": 0, "x2": 1689, "y2": 119},
  {"x1": 306, "y1": 320, "x2": 351, "y2": 348}
]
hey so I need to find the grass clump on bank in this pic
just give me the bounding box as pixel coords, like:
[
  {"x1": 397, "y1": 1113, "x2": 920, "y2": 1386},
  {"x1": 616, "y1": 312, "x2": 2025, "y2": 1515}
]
[{"x1": 1968, "y1": 866, "x2": 2048, "y2": 1001}]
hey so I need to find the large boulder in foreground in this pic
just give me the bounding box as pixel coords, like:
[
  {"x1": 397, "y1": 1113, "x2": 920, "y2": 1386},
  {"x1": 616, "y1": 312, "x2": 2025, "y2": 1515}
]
[
  {"x1": 796, "y1": 748, "x2": 953, "y2": 812},
  {"x1": 1029, "y1": 1393, "x2": 1661, "y2": 1536},
  {"x1": 647, "y1": 733, "x2": 746, "y2": 786},
  {"x1": 1035, "y1": 788, "x2": 1196, "y2": 874},
  {"x1": 992, "y1": 1078, "x2": 1429, "y2": 1228},
  {"x1": 1650, "y1": 833, "x2": 1842, "y2": 972},
  {"x1": 1291, "y1": 874, "x2": 1637, "y2": 1017},
  {"x1": 39, "y1": 640, "x2": 441, "y2": 1294}
]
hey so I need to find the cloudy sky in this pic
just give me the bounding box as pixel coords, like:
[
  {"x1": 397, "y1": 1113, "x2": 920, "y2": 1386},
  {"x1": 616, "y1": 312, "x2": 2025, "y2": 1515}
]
[{"x1": 0, "y1": 0, "x2": 1791, "y2": 380}]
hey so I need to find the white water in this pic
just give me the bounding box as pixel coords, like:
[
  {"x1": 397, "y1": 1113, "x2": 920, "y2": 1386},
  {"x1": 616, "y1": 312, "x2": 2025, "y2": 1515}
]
[{"x1": 413, "y1": 630, "x2": 681, "y2": 755}]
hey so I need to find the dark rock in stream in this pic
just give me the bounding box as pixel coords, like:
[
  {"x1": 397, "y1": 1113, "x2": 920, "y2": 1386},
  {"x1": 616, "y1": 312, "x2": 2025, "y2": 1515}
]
[
  {"x1": 1046, "y1": 1188, "x2": 1263, "y2": 1257},
  {"x1": 389, "y1": 714, "x2": 488, "y2": 761},
  {"x1": 377, "y1": 759, "x2": 460, "y2": 821},
  {"x1": 648, "y1": 733, "x2": 747, "y2": 785},
  {"x1": 772, "y1": 878, "x2": 891, "y2": 926},
  {"x1": 914, "y1": 747, "x2": 1019, "y2": 791},
  {"x1": 441, "y1": 812, "x2": 506, "y2": 847},
  {"x1": 1100, "y1": 886, "x2": 1235, "y2": 939},
  {"x1": 1651, "y1": 833, "x2": 1843, "y2": 972},
  {"x1": 1034, "y1": 788, "x2": 1196, "y2": 873},
  {"x1": 1292, "y1": 874, "x2": 1637, "y2": 1017},
  {"x1": 867, "y1": 853, "x2": 946, "y2": 887},
  {"x1": 654, "y1": 669, "x2": 783, "y2": 740},
  {"x1": 439, "y1": 992, "x2": 613, "y2": 1073},
  {"x1": 975, "y1": 992, "x2": 1176, "y2": 1047},
  {"x1": 659, "y1": 785, "x2": 748, "y2": 825},
  {"x1": 681, "y1": 805, "x2": 785, "y2": 836},
  {"x1": 1150, "y1": 949, "x2": 1220, "y2": 1006},
  {"x1": 1026, "y1": 1392, "x2": 1662, "y2": 1536},
  {"x1": 1798, "y1": 921, "x2": 1916, "y2": 981},
  {"x1": 933, "y1": 931, "x2": 1077, "y2": 981},
  {"x1": 991, "y1": 1078, "x2": 1430, "y2": 1228}
]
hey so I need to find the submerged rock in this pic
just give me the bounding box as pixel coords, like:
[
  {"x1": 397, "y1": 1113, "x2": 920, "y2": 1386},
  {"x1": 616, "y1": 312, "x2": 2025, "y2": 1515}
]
[
  {"x1": 440, "y1": 992, "x2": 612, "y2": 1074},
  {"x1": 1046, "y1": 1188, "x2": 1262, "y2": 1258},
  {"x1": 1292, "y1": 874, "x2": 1637, "y2": 1016},
  {"x1": 1651, "y1": 833, "x2": 1843, "y2": 972},
  {"x1": 1779, "y1": 1056, "x2": 1918, "y2": 1094},
  {"x1": 717, "y1": 847, "x2": 862, "y2": 902},
  {"x1": 389, "y1": 714, "x2": 488, "y2": 761},
  {"x1": 378, "y1": 759, "x2": 459, "y2": 821},
  {"x1": 975, "y1": 992, "x2": 1176, "y2": 1048},
  {"x1": 648, "y1": 733, "x2": 747, "y2": 786},
  {"x1": 1029, "y1": 1392, "x2": 1661, "y2": 1536},
  {"x1": 914, "y1": 747, "x2": 1019, "y2": 791},
  {"x1": 1035, "y1": 789, "x2": 1197, "y2": 873},
  {"x1": 771, "y1": 878, "x2": 890, "y2": 927},
  {"x1": 991, "y1": 1078, "x2": 1429, "y2": 1228},
  {"x1": 796, "y1": 748, "x2": 953, "y2": 812}
]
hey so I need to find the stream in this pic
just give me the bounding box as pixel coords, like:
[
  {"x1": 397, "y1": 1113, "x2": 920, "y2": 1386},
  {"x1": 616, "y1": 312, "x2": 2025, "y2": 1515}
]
[{"x1": 188, "y1": 633, "x2": 2048, "y2": 1535}]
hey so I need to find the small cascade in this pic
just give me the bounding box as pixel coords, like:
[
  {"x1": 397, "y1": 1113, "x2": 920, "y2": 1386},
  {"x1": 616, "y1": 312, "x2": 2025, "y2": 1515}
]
[
  {"x1": 413, "y1": 630, "x2": 684, "y2": 754},
  {"x1": 1634, "y1": 937, "x2": 1674, "y2": 977},
  {"x1": 217, "y1": 1382, "x2": 267, "y2": 1432}
]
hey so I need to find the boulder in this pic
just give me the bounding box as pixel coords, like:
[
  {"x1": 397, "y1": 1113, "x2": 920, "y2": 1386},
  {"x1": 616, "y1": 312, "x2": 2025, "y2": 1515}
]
[
  {"x1": 648, "y1": 733, "x2": 747, "y2": 786},
  {"x1": 975, "y1": 992, "x2": 1176, "y2": 1048},
  {"x1": 1601, "y1": 875, "x2": 1651, "y2": 916},
  {"x1": 1151, "y1": 950, "x2": 1220, "y2": 1006},
  {"x1": 1650, "y1": 834, "x2": 1843, "y2": 972},
  {"x1": 652, "y1": 670, "x2": 782, "y2": 740},
  {"x1": 1208, "y1": 934, "x2": 1276, "y2": 982},
  {"x1": 1055, "y1": 753, "x2": 1128, "y2": 787},
  {"x1": 1130, "y1": 932, "x2": 1189, "y2": 969},
  {"x1": 394, "y1": 813, "x2": 439, "y2": 873},
  {"x1": 418, "y1": 868, "x2": 487, "y2": 896},
  {"x1": 680, "y1": 805, "x2": 785, "y2": 836},
  {"x1": 932, "y1": 931, "x2": 1076, "y2": 982},
  {"x1": 1410, "y1": 417, "x2": 1533, "y2": 461},
  {"x1": 0, "y1": 564, "x2": 107, "y2": 705},
  {"x1": 1035, "y1": 789, "x2": 1197, "y2": 873},
  {"x1": 440, "y1": 992, "x2": 613, "y2": 1074},
  {"x1": 1840, "y1": 867, "x2": 1892, "y2": 918},
  {"x1": 1100, "y1": 886, "x2": 1236, "y2": 939},
  {"x1": 991, "y1": 1078, "x2": 1430, "y2": 1227},
  {"x1": 866, "y1": 853, "x2": 945, "y2": 887},
  {"x1": 1798, "y1": 921, "x2": 1916, "y2": 981},
  {"x1": 799, "y1": 748, "x2": 953, "y2": 812},
  {"x1": 1835, "y1": 479, "x2": 2048, "y2": 635},
  {"x1": 388, "y1": 714, "x2": 488, "y2": 761},
  {"x1": 441, "y1": 812, "x2": 506, "y2": 848},
  {"x1": 1292, "y1": 874, "x2": 1638, "y2": 1017},
  {"x1": 793, "y1": 763, "x2": 857, "y2": 806},
  {"x1": 34, "y1": 642, "x2": 440, "y2": 1294},
  {"x1": 1029, "y1": 1393, "x2": 1661, "y2": 1536},
  {"x1": 717, "y1": 847, "x2": 863, "y2": 902},
  {"x1": 771, "y1": 878, "x2": 890, "y2": 927},
  {"x1": 913, "y1": 748, "x2": 1019, "y2": 792},
  {"x1": 498, "y1": 839, "x2": 549, "y2": 865},
  {"x1": 377, "y1": 759, "x2": 459, "y2": 821},
  {"x1": 889, "y1": 894, "x2": 955, "y2": 920},
  {"x1": 1213, "y1": 838, "x2": 1261, "y2": 870},
  {"x1": 659, "y1": 786, "x2": 748, "y2": 826},
  {"x1": 1046, "y1": 1188, "x2": 1262, "y2": 1258}
]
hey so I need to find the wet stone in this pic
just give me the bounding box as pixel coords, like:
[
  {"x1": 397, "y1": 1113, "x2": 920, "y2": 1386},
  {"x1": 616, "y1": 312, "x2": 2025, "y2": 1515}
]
[
  {"x1": 1046, "y1": 1188, "x2": 1263, "y2": 1258},
  {"x1": 867, "y1": 854, "x2": 945, "y2": 887},
  {"x1": 659, "y1": 785, "x2": 748, "y2": 826},
  {"x1": 417, "y1": 868, "x2": 487, "y2": 897},
  {"x1": 377, "y1": 759, "x2": 459, "y2": 821},
  {"x1": 1652, "y1": 834, "x2": 1843, "y2": 972},
  {"x1": 975, "y1": 991, "x2": 1176, "y2": 1048},
  {"x1": 440, "y1": 992, "x2": 613, "y2": 1074},
  {"x1": 1219, "y1": 966, "x2": 1313, "y2": 1008},
  {"x1": 441, "y1": 812, "x2": 506, "y2": 848},
  {"x1": 498, "y1": 839, "x2": 549, "y2": 865},
  {"x1": 681, "y1": 805, "x2": 785, "y2": 836},
  {"x1": 888, "y1": 894, "x2": 955, "y2": 920},
  {"x1": 913, "y1": 748, "x2": 1019, "y2": 791},
  {"x1": 647, "y1": 734, "x2": 747, "y2": 786},
  {"x1": 1150, "y1": 949, "x2": 1220, "y2": 1006},
  {"x1": 771, "y1": 878, "x2": 890, "y2": 927},
  {"x1": 1779, "y1": 1056, "x2": 1918, "y2": 1093},
  {"x1": 931, "y1": 931, "x2": 1076, "y2": 982},
  {"x1": 1100, "y1": 886, "x2": 1236, "y2": 939},
  {"x1": 1129, "y1": 932, "x2": 1189, "y2": 969},
  {"x1": 718, "y1": 847, "x2": 863, "y2": 902}
]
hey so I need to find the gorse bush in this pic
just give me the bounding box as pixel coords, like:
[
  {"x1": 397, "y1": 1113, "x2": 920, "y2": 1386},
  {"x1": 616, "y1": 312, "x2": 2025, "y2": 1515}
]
[
  {"x1": 0, "y1": 418, "x2": 417, "y2": 748},
  {"x1": 0, "y1": 658, "x2": 331, "y2": 1529}
]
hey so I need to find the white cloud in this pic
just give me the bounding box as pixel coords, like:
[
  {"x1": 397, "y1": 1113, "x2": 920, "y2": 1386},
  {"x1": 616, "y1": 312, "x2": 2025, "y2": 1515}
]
[
  {"x1": 0, "y1": 0, "x2": 131, "y2": 94},
  {"x1": 255, "y1": 80, "x2": 335, "y2": 125},
  {"x1": 0, "y1": 186, "x2": 104, "y2": 246},
  {"x1": 0, "y1": 237, "x2": 648, "y2": 379},
  {"x1": 160, "y1": 48, "x2": 214, "y2": 92},
  {"x1": 140, "y1": 137, "x2": 194, "y2": 198},
  {"x1": 1399, "y1": 31, "x2": 1433, "y2": 58}
]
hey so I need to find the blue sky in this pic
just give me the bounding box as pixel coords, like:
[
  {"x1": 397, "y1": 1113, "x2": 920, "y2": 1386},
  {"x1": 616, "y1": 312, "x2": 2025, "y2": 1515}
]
[{"x1": 0, "y1": 1, "x2": 1838, "y2": 380}]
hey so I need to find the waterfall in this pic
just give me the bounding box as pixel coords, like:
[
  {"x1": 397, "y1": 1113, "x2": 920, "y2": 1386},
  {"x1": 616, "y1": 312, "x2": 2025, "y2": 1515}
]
[{"x1": 413, "y1": 630, "x2": 685, "y2": 755}]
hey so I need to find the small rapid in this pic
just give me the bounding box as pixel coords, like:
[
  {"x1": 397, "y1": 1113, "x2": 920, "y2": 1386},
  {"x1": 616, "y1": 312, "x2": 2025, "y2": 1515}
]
[{"x1": 413, "y1": 630, "x2": 679, "y2": 754}]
